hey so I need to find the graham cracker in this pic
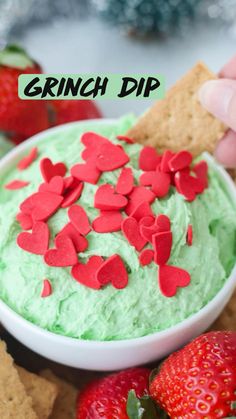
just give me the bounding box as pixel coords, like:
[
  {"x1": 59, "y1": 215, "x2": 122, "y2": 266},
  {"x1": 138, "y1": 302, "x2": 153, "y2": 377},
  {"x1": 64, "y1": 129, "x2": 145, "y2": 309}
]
[
  {"x1": 210, "y1": 289, "x2": 236, "y2": 331},
  {"x1": 0, "y1": 341, "x2": 37, "y2": 419},
  {"x1": 228, "y1": 168, "x2": 236, "y2": 183},
  {"x1": 16, "y1": 366, "x2": 58, "y2": 419},
  {"x1": 127, "y1": 62, "x2": 228, "y2": 156},
  {"x1": 40, "y1": 369, "x2": 77, "y2": 419}
]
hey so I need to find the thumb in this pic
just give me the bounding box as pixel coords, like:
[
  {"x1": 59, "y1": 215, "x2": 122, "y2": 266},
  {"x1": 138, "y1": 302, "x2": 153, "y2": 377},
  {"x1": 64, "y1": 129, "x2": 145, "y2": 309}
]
[
  {"x1": 198, "y1": 79, "x2": 236, "y2": 131},
  {"x1": 215, "y1": 130, "x2": 236, "y2": 168}
]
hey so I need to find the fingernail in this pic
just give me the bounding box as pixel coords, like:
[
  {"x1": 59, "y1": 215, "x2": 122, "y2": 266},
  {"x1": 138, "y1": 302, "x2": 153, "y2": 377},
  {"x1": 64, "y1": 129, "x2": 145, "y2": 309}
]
[{"x1": 198, "y1": 80, "x2": 235, "y2": 119}]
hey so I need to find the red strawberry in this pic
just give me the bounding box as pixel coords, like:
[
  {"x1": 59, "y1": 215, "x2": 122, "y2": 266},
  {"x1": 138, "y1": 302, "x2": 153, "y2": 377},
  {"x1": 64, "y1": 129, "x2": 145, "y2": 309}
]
[
  {"x1": 150, "y1": 331, "x2": 236, "y2": 419},
  {"x1": 76, "y1": 368, "x2": 156, "y2": 419},
  {"x1": 48, "y1": 99, "x2": 102, "y2": 126},
  {"x1": 0, "y1": 45, "x2": 49, "y2": 144}
]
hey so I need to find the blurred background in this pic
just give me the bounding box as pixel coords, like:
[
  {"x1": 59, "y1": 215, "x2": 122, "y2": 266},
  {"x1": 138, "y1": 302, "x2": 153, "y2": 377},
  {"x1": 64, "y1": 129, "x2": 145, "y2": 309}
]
[{"x1": 0, "y1": 0, "x2": 236, "y2": 151}]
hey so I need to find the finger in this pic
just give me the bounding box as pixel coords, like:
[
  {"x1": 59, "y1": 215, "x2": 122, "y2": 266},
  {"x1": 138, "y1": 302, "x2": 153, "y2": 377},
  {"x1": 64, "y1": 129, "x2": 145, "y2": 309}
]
[
  {"x1": 219, "y1": 55, "x2": 236, "y2": 79},
  {"x1": 198, "y1": 79, "x2": 236, "y2": 131},
  {"x1": 215, "y1": 129, "x2": 236, "y2": 168}
]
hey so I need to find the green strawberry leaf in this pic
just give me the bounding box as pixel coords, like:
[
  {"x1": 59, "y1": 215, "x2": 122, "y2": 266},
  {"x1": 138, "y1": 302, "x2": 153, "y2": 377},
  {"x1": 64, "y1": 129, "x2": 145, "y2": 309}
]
[
  {"x1": 127, "y1": 390, "x2": 145, "y2": 418},
  {"x1": 3, "y1": 44, "x2": 26, "y2": 54},
  {"x1": 0, "y1": 44, "x2": 34, "y2": 69},
  {"x1": 127, "y1": 390, "x2": 168, "y2": 419}
]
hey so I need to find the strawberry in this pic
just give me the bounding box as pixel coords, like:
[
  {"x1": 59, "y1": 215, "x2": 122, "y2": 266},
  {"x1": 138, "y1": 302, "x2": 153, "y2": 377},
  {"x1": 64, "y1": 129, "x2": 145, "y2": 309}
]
[
  {"x1": 76, "y1": 367, "x2": 160, "y2": 418},
  {"x1": 48, "y1": 99, "x2": 102, "y2": 126},
  {"x1": 0, "y1": 45, "x2": 102, "y2": 148},
  {"x1": 0, "y1": 44, "x2": 49, "y2": 144},
  {"x1": 150, "y1": 331, "x2": 236, "y2": 419}
]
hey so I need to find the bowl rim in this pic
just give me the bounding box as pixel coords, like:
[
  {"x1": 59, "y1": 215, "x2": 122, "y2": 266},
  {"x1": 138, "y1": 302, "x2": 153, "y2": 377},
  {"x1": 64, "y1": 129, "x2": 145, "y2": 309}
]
[{"x1": 0, "y1": 118, "x2": 236, "y2": 349}]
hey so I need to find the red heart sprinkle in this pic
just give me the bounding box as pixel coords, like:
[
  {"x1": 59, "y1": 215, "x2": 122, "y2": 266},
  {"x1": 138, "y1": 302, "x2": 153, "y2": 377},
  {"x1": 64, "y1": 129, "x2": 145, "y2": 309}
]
[
  {"x1": 140, "y1": 224, "x2": 157, "y2": 243},
  {"x1": 81, "y1": 133, "x2": 110, "y2": 161},
  {"x1": 40, "y1": 158, "x2": 67, "y2": 182},
  {"x1": 17, "y1": 147, "x2": 38, "y2": 171},
  {"x1": 71, "y1": 159, "x2": 101, "y2": 184},
  {"x1": 174, "y1": 172, "x2": 196, "y2": 201},
  {"x1": 57, "y1": 223, "x2": 88, "y2": 253},
  {"x1": 125, "y1": 186, "x2": 155, "y2": 215},
  {"x1": 96, "y1": 142, "x2": 129, "y2": 172},
  {"x1": 5, "y1": 180, "x2": 29, "y2": 190},
  {"x1": 61, "y1": 182, "x2": 84, "y2": 208},
  {"x1": 94, "y1": 184, "x2": 128, "y2": 211},
  {"x1": 139, "y1": 146, "x2": 161, "y2": 171},
  {"x1": 139, "y1": 171, "x2": 155, "y2": 186},
  {"x1": 130, "y1": 201, "x2": 154, "y2": 222},
  {"x1": 96, "y1": 254, "x2": 128, "y2": 289},
  {"x1": 158, "y1": 265, "x2": 191, "y2": 297},
  {"x1": 139, "y1": 249, "x2": 154, "y2": 266},
  {"x1": 39, "y1": 176, "x2": 64, "y2": 195},
  {"x1": 122, "y1": 217, "x2": 147, "y2": 251},
  {"x1": 160, "y1": 150, "x2": 175, "y2": 173},
  {"x1": 155, "y1": 214, "x2": 171, "y2": 232},
  {"x1": 81, "y1": 147, "x2": 96, "y2": 161},
  {"x1": 168, "y1": 150, "x2": 192, "y2": 172},
  {"x1": 193, "y1": 160, "x2": 208, "y2": 189},
  {"x1": 187, "y1": 224, "x2": 193, "y2": 246},
  {"x1": 180, "y1": 167, "x2": 190, "y2": 176},
  {"x1": 139, "y1": 216, "x2": 155, "y2": 228},
  {"x1": 68, "y1": 204, "x2": 91, "y2": 236},
  {"x1": 140, "y1": 215, "x2": 170, "y2": 243},
  {"x1": 81, "y1": 132, "x2": 110, "y2": 148},
  {"x1": 63, "y1": 176, "x2": 76, "y2": 190},
  {"x1": 16, "y1": 212, "x2": 33, "y2": 230},
  {"x1": 81, "y1": 147, "x2": 93, "y2": 161},
  {"x1": 187, "y1": 175, "x2": 205, "y2": 194},
  {"x1": 64, "y1": 176, "x2": 82, "y2": 192},
  {"x1": 17, "y1": 221, "x2": 49, "y2": 255},
  {"x1": 116, "y1": 168, "x2": 134, "y2": 195},
  {"x1": 44, "y1": 235, "x2": 78, "y2": 267},
  {"x1": 41, "y1": 279, "x2": 52, "y2": 298},
  {"x1": 151, "y1": 171, "x2": 171, "y2": 198},
  {"x1": 152, "y1": 231, "x2": 172, "y2": 265},
  {"x1": 71, "y1": 256, "x2": 104, "y2": 290},
  {"x1": 92, "y1": 211, "x2": 123, "y2": 233},
  {"x1": 20, "y1": 192, "x2": 63, "y2": 221},
  {"x1": 116, "y1": 135, "x2": 134, "y2": 144}
]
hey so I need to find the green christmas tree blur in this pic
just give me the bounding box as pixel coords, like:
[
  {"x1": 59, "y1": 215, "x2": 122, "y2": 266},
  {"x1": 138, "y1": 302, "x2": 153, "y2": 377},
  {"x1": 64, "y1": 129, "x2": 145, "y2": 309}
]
[{"x1": 93, "y1": 0, "x2": 203, "y2": 35}]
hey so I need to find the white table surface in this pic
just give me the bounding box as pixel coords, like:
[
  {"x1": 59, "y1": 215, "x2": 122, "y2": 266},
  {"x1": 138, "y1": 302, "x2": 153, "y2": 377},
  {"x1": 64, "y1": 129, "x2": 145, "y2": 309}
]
[{"x1": 18, "y1": 15, "x2": 236, "y2": 118}]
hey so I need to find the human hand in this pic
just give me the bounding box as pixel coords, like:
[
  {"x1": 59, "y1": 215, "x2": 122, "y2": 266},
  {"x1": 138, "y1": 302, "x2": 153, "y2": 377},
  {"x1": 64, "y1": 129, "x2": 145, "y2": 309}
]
[{"x1": 199, "y1": 55, "x2": 236, "y2": 168}]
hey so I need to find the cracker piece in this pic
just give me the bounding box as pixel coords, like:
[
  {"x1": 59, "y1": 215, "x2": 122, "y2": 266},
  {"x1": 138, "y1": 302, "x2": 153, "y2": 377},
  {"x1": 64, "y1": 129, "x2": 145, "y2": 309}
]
[
  {"x1": 16, "y1": 366, "x2": 58, "y2": 419},
  {"x1": 40, "y1": 369, "x2": 78, "y2": 419},
  {"x1": 0, "y1": 341, "x2": 37, "y2": 419},
  {"x1": 127, "y1": 62, "x2": 227, "y2": 156}
]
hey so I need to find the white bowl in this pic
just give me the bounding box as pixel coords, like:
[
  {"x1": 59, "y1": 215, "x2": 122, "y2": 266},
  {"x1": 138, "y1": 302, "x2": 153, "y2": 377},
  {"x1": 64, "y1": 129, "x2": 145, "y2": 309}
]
[{"x1": 0, "y1": 120, "x2": 236, "y2": 371}]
